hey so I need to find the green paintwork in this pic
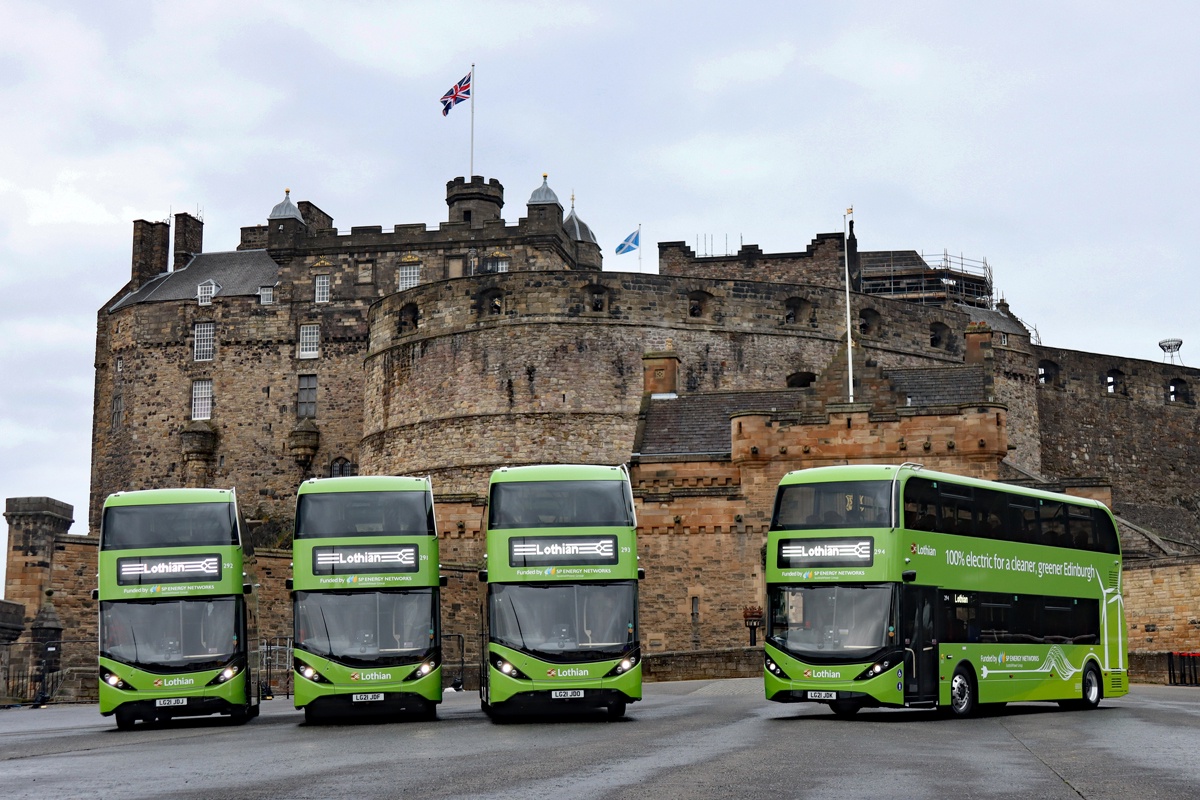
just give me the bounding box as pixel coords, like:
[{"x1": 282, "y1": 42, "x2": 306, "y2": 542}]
[
  {"x1": 97, "y1": 656, "x2": 249, "y2": 715},
  {"x1": 484, "y1": 643, "x2": 642, "y2": 706},
  {"x1": 293, "y1": 650, "x2": 442, "y2": 707}
]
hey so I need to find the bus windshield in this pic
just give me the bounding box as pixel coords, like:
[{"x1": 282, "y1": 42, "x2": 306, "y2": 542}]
[
  {"x1": 100, "y1": 597, "x2": 242, "y2": 672},
  {"x1": 768, "y1": 584, "x2": 892, "y2": 659},
  {"x1": 489, "y1": 481, "x2": 634, "y2": 530},
  {"x1": 296, "y1": 491, "x2": 433, "y2": 539},
  {"x1": 294, "y1": 589, "x2": 435, "y2": 666},
  {"x1": 490, "y1": 582, "x2": 637, "y2": 661},
  {"x1": 772, "y1": 481, "x2": 891, "y2": 530},
  {"x1": 102, "y1": 503, "x2": 238, "y2": 549}
]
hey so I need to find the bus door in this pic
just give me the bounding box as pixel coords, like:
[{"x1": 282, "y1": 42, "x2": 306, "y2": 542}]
[{"x1": 901, "y1": 586, "x2": 939, "y2": 703}]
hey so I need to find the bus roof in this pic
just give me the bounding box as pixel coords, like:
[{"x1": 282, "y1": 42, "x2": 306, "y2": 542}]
[
  {"x1": 778, "y1": 464, "x2": 1108, "y2": 511},
  {"x1": 488, "y1": 464, "x2": 626, "y2": 484},
  {"x1": 297, "y1": 475, "x2": 430, "y2": 495},
  {"x1": 102, "y1": 488, "x2": 235, "y2": 507}
]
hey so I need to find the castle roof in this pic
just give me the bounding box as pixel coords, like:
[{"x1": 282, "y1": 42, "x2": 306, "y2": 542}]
[
  {"x1": 563, "y1": 209, "x2": 598, "y2": 244},
  {"x1": 885, "y1": 365, "x2": 990, "y2": 405},
  {"x1": 638, "y1": 390, "x2": 803, "y2": 457},
  {"x1": 528, "y1": 175, "x2": 562, "y2": 208},
  {"x1": 956, "y1": 304, "x2": 1029, "y2": 337},
  {"x1": 110, "y1": 250, "x2": 280, "y2": 311},
  {"x1": 269, "y1": 189, "x2": 305, "y2": 222}
]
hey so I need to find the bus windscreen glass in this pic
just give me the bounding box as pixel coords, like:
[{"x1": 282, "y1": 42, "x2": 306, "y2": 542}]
[
  {"x1": 490, "y1": 582, "x2": 636, "y2": 660},
  {"x1": 102, "y1": 503, "x2": 238, "y2": 550},
  {"x1": 296, "y1": 491, "x2": 433, "y2": 539},
  {"x1": 768, "y1": 584, "x2": 892, "y2": 658},
  {"x1": 489, "y1": 481, "x2": 634, "y2": 529},
  {"x1": 294, "y1": 589, "x2": 435, "y2": 666},
  {"x1": 772, "y1": 481, "x2": 891, "y2": 530},
  {"x1": 100, "y1": 597, "x2": 242, "y2": 671}
]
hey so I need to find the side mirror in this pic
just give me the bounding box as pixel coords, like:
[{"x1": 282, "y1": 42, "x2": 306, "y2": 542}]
[
  {"x1": 285, "y1": 578, "x2": 294, "y2": 590},
  {"x1": 637, "y1": 568, "x2": 645, "y2": 580},
  {"x1": 477, "y1": 570, "x2": 488, "y2": 582},
  {"x1": 243, "y1": 583, "x2": 253, "y2": 595},
  {"x1": 91, "y1": 589, "x2": 99, "y2": 600},
  {"x1": 439, "y1": 575, "x2": 448, "y2": 587}
]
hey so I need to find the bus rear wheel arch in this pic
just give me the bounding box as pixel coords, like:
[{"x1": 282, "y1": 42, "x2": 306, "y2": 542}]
[
  {"x1": 1060, "y1": 662, "x2": 1103, "y2": 711},
  {"x1": 948, "y1": 664, "x2": 977, "y2": 718}
]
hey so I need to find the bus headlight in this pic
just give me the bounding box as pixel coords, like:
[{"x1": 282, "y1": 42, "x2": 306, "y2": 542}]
[
  {"x1": 207, "y1": 663, "x2": 242, "y2": 686},
  {"x1": 404, "y1": 649, "x2": 442, "y2": 682},
  {"x1": 855, "y1": 657, "x2": 895, "y2": 681},
  {"x1": 294, "y1": 658, "x2": 329, "y2": 684},
  {"x1": 764, "y1": 655, "x2": 793, "y2": 680},
  {"x1": 604, "y1": 652, "x2": 640, "y2": 677},
  {"x1": 489, "y1": 653, "x2": 529, "y2": 680},
  {"x1": 100, "y1": 669, "x2": 136, "y2": 691}
]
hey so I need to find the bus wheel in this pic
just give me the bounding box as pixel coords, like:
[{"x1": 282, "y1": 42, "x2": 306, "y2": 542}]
[
  {"x1": 949, "y1": 666, "x2": 976, "y2": 718},
  {"x1": 1062, "y1": 664, "x2": 1102, "y2": 711},
  {"x1": 303, "y1": 706, "x2": 323, "y2": 725},
  {"x1": 115, "y1": 709, "x2": 136, "y2": 731},
  {"x1": 607, "y1": 701, "x2": 627, "y2": 720},
  {"x1": 414, "y1": 701, "x2": 437, "y2": 722},
  {"x1": 830, "y1": 700, "x2": 861, "y2": 718},
  {"x1": 228, "y1": 706, "x2": 251, "y2": 725}
]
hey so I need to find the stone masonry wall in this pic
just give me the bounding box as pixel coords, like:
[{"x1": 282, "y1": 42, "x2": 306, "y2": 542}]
[{"x1": 1123, "y1": 557, "x2": 1200, "y2": 653}]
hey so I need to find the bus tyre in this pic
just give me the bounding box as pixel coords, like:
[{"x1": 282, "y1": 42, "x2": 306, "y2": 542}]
[
  {"x1": 949, "y1": 666, "x2": 976, "y2": 718},
  {"x1": 303, "y1": 706, "x2": 323, "y2": 725},
  {"x1": 607, "y1": 700, "x2": 627, "y2": 720},
  {"x1": 830, "y1": 700, "x2": 861, "y2": 718},
  {"x1": 114, "y1": 709, "x2": 136, "y2": 731},
  {"x1": 1062, "y1": 664, "x2": 1102, "y2": 711},
  {"x1": 229, "y1": 705, "x2": 251, "y2": 725}
]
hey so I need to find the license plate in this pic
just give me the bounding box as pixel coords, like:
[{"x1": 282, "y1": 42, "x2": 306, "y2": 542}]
[
  {"x1": 155, "y1": 698, "x2": 187, "y2": 707},
  {"x1": 551, "y1": 689, "x2": 584, "y2": 699},
  {"x1": 807, "y1": 691, "x2": 837, "y2": 700},
  {"x1": 352, "y1": 693, "x2": 385, "y2": 703}
]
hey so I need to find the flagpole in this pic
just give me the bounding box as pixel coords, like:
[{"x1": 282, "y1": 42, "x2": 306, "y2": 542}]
[
  {"x1": 470, "y1": 62, "x2": 475, "y2": 178},
  {"x1": 843, "y1": 207, "x2": 854, "y2": 403}
]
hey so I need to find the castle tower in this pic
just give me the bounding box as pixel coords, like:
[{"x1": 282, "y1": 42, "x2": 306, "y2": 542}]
[{"x1": 446, "y1": 176, "x2": 504, "y2": 226}]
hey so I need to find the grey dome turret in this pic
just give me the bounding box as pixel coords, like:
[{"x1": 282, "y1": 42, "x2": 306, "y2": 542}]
[
  {"x1": 528, "y1": 174, "x2": 562, "y2": 209},
  {"x1": 564, "y1": 209, "x2": 598, "y2": 244},
  {"x1": 269, "y1": 189, "x2": 305, "y2": 222}
]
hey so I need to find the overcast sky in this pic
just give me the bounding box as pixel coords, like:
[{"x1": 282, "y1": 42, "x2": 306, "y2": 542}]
[{"x1": 2, "y1": 1, "x2": 1198, "y2": 596}]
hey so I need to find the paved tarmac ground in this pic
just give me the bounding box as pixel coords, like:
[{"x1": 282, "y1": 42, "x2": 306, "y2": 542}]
[{"x1": 1, "y1": 681, "x2": 1198, "y2": 799}]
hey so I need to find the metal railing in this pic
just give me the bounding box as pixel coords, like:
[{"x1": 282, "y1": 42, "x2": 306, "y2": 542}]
[{"x1": 1168, "y1": 652, "x2": 1200, "y2": 686}]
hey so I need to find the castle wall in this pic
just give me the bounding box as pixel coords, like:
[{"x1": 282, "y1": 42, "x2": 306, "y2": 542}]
[
  {"x1": 658, "y1": 236, "x2": 847, "y2": 290},
  {"x1": 1123, "y1": 556, "x2": 1200, "y2": 654}
]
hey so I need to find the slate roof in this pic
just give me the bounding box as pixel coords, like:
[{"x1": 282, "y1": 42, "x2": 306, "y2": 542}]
[
  {"x1": 638, "y1": 390, "x2": 804, "y2": 457},
  {"x1": 957, "y1": 304, "x2": 1029, "y2": 337},
  {"x1": 885, "y1": 366, "x2": 989, "y2": 406},
  {"x1": 528, "y1": 176, "x2": 562, "y2": 208},
  {"x1": 110, "y1": 250, "x2": 280, "y2": 311},
  {"x1": 563, "y1": 210, "x2": 598, "y2": 244}
]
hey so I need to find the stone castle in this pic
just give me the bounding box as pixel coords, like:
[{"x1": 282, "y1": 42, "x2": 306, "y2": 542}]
[{"x1": 5, "y1": 174, "x2": 1199, "y2": 695}]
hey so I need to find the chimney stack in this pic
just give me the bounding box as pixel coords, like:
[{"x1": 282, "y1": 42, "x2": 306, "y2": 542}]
[{"x1": 173, "y1": 212, "x2": 203, "y2": 271}]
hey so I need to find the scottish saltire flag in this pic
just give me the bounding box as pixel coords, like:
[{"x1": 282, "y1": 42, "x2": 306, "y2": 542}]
[
  {"x1": 615, "y1": 229, "x2": 640, "y2": 254},
  {"x1": 441, "y1": 72, "x2": 471, "y2": 116}
]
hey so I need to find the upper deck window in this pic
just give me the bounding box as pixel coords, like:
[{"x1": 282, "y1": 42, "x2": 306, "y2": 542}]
[
  {"x1": 295, "y1": 490, "x2": 434, "y2": 539},
  {"x1": 101, "y1": 502, "x2": 238, "y2": 550},
  {"x1": 489, "y1": 480, "x2": 634, "y2": 530},
  {"x1": 771, "y1": 481, "x2": 891, "y2": 530}
]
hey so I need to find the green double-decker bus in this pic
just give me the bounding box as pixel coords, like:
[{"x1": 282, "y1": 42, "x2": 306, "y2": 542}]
[
  {"x1": 480, "y1": 464, "x2": 642, "y2": 720},
  {"x1": 98, "y1": 488, "x2": 259, "y2": 729},
  {"x1": 291, "y1": 476, "x2": 443, "y2": 722},
  {"x1": 764, "y1": 464, "x2": 1127, "y2": 717}
]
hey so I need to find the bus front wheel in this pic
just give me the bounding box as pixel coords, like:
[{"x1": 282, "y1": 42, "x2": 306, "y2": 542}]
[
  {"x1": 949, "y1": 666, "x2": 976, "y2": 718},
  {"x1": 607, "y1": 700, "x2": 627, "y2": 720},
  {"x1": 830, "y1": 700, "x2": 861, "y2": 717},
  {"x1": 114, "y1": 709, "x2": 136, "y2": 731}
]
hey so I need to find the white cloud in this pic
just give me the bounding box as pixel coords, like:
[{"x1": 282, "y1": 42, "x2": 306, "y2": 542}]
[{"x1": 693, "y1": 43, "x2": 797, "y2": 93}]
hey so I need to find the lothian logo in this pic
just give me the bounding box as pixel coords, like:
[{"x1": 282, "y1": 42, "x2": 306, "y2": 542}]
[
  {"x1": 350, "y1": 672, "x2": 360, "y2": 681},
  {"x1": 803, "y1": 669, "x2": 812, "y2": 678},
  {"x1": 547, "y1": 668, "x2": 556, "y2": 678},
  {"x1": 153, "y1": 679, "x2": 163, "y2": 687},
  {"x1": 910, "y1": 542, "x2": 918, "y2": 554}
]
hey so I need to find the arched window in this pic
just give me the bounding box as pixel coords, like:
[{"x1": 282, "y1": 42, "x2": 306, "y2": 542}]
[
  {"x1": 330, "y1": 457, "x2": 356, "y2": 478},
  {"x1": 1104, "y1": 369, "x2": 1126, "y2": 395},
  {"x1": 1037, "y1": 360, "x2": 1060, "y2": 387},
  {"x1": 858, "y1": 308, "x2": 881, "y2": 338},
  {"x1": 687, "y1": 290, "x2": 712, "y2": 319},
  {"x1": 398, "y1": 303, "x2": 419, "y2": 334},
  {"x1": 929, "y1": 322, "x2": 951, "y2": 349},
  {"x1": 585, "y1": 284, "x2": 609, "y2": 313},
  {"x1": 1168, "y1": 378, "x2": 1192, "y2": 404},
  {"x1": 786, "y1": 371, "x2": 817, "y2": 388}
]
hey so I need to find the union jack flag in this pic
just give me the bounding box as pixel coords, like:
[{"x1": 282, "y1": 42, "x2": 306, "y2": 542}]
[{"x1": 441, "y1": 72, "x2": 471, "y2": 116}]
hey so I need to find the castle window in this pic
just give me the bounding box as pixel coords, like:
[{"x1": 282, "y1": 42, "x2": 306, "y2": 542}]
[
  {"x1": 398, "y1": 263, "x2": 421, "y2": 291},
  {"x1": 1168, "y1": 378, "x2": 1191, "y2": 404},
  {"x1": 585, "y1": 284, "x2": 609, "y2": 313},
  {"x1": 357, "y1": 260, "x2": 375, "y2": 284},
  {"x1": 315, "y1": 274, "x2": 330, "y2": 303},
  {"x1": 191, "y1": 379, "x2": 213, "y2": 420},
  {"x1": 1104, "y1": 369, "x2": 1126, "y2": 395},
  {"x1": 259, "y1": 286, "x2": 274, "y2": 305},
  {"x1": 462, "y1": 210, "x2": 473, "y2": 224},
  {"x1": 999, "y1": 332, "x2": 1009, "y2": 346},
  {"x1": 330, "y1": 457, "x2": 356, "y2": 478},
  {"x1": 399, "y1": 303, "x2": 419, "y2": 333},
  {"x1": 110, "y1": 393, "x2": 123, "y2": 430},
  {"x1": 193, "y1": 322, "x2": 214, "y2": 361},
  {"x1": 687, "y1": 290, "x2": 712, "y2": 319},
  {"x1": 930, "y1": 322, "x2": 951, "y2": 349},
  {"x1": 482, "y1": 257, "x2": 509, "y2": 274},
  {"x1": 784, "y1": 297, "x2": 812, "y2": 326},
  {"x1": 786, "y1": 371, "x2": 817, "y2": 388},
  {"x1": 1037, "y1": 360, "x2": 1060, "y2": 387},
  {"x1": 116, "y1": 357, "x2": 123, "y2": 373},
  {"x1": 197, "y1": 281, "x2": 217, "y2": 306},
  {"x1": 297, "y1": 374, "x2": 317, "y2": 419},
  {"x1": 479, "y1": 288, "x2": 504, "y2": 317},
  {"x1": 858, "y1": 308, "x2": 881, "y2": 337},
  {"x1": 298, "y1": 324, "x2": 320, "y2": 359}
]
